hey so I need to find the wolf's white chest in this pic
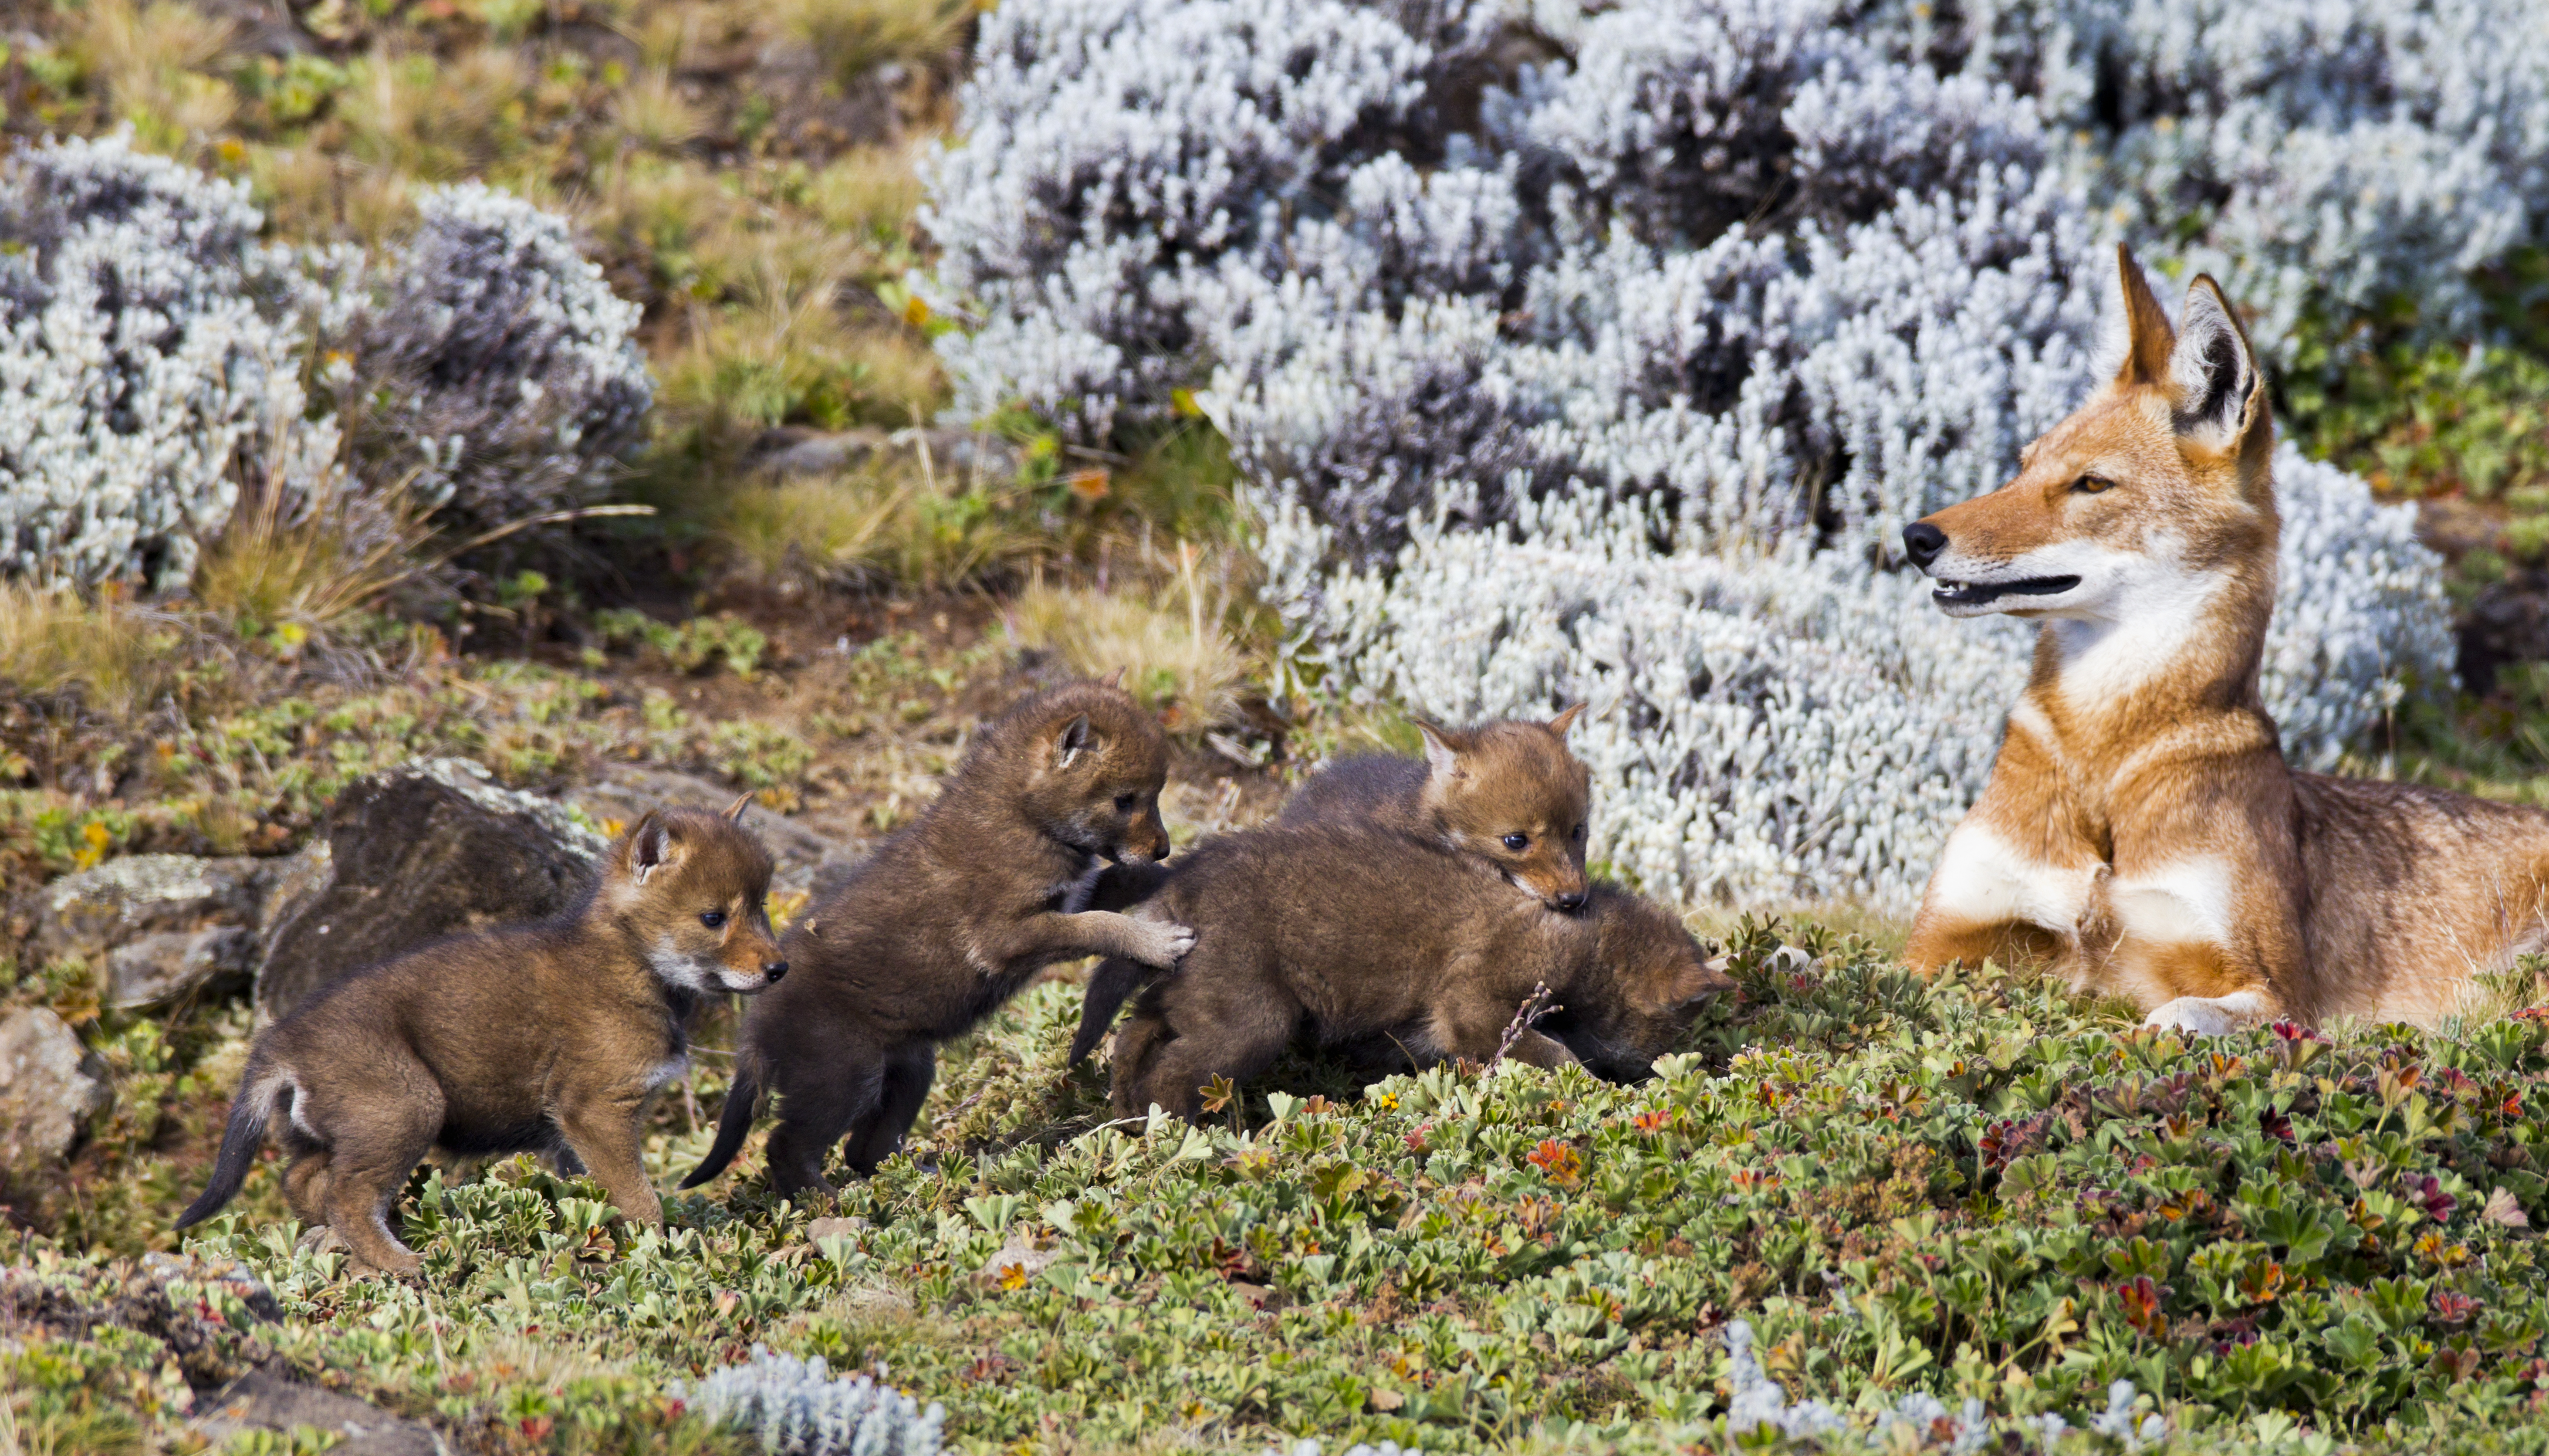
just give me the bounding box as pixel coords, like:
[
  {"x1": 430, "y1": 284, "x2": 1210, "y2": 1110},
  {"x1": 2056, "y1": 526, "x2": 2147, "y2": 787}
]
[{"x1": 1926, "y1": 822, "x2": 2099, "y2": 937}]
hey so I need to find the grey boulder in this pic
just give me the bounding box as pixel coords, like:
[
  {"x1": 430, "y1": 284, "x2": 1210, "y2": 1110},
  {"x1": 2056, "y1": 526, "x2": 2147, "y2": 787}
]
[
  {"x1": 0, "y1": 1007, "x2": 109, "y2": 1174},
  {"x1": 253, "y1": 758, "x2": 607, "y2": 1020}
]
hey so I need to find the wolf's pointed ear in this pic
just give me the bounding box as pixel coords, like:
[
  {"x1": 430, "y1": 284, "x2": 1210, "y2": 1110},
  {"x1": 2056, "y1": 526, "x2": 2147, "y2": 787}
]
[
  {"x1": 724, "y1": 791, "x2": 753, "y2": 822},
  {"x1": 2168, "y1": 275, "x2": 2264, "y2": 456},
  {"x1": 2101, "y1": 243, "x2": 2176, "y2": 389},
  {"x1": 1547, "y1": 702, "x2": 1585, "y2": 737},
  {"x1": 629, "y1": 810, "x2": 675, "y2": 885},
  {"x1": 1413, "y1": 718, "x2": 1467, "y2": 780},
  {"x1": 1097, "y1": 667, "x2": 1127, "y2": 689},
  {"x1": 1054, "y1": 713, "x2": 1093, "y2": 770}
]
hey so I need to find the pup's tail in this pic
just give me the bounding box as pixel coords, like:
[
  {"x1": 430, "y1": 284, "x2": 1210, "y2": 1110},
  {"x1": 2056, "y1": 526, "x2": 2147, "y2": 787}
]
[
  {"x1": 176, "y1": 1062, "x2": 286, "y2": 1230},
  {"x1": 680, "y1": 1063, "x2": 760, "y2": 1188},
  {"x1": 1069, "y1": 957, "x2": 1153, "y2": 1065}
]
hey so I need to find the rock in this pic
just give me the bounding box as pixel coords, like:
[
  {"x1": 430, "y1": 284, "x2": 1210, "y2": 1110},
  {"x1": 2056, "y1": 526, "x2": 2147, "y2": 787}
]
[
  {"x1": 749, "y1": 425, "x2": 1023, "y2": 483},
  {"x1": 28, "y1": 854, "x2": 265, "y2": 966},
  {"x1": 254, "y1": 759, "x2": 607, "y2": 1021},
  {"x1": 807, "y1": 1214, "x2": 871, "y2": 1247},
  {"x1": 192, "y1": 1367, "x2": 447, "y2": 1456},
  {"x1": 2459, "y1": 565, "x2": 2549, "y2": 698},
  {"x1": 106, "y1": 926, "x2": 255, "y2": 1008},
  {"x1": 0, "y1": 1007, "x2": 109, "y2": 1173},
  {"x1": 976, "y1": 1230, "x2": 1064, "y2": 1289},
  {"x1": 565, "y1": 765, "x2": 841, "y2": 896},
  {"x1": 138, "y1": 1251, "x2": 282, "y2": 1323}
]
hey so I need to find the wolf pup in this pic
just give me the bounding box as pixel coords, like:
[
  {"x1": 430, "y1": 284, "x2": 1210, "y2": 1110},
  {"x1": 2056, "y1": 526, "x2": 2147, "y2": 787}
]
[
  {"x1": 176, "y1": 800, "x2": 785, "y2": 1274},
  {"x1": 1096, "y1": 822, "x2": 1729, "y2": 1121},
  {"x1": 1067, "y1": 707, "x2": 1593, "y2": 1065},
  {"x1": 1900, "y1": 243, "x2": 2549, "y2": 1033},
  {"x1": 681, "y1": 679, "x2": 1193, "y2": 1198},
  {"x1": 1279, "y1": 707, "x2": 1592, "y2": 909}
]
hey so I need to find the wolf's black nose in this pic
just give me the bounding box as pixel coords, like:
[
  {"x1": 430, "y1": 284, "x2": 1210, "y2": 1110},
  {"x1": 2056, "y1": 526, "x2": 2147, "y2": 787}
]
[
  {"x1": 763, "y1": 960, "x2": 788, "y2": 981},
  {"x1": 1902, "y1": 521, "x2": 1947, "y2": 568},
  {"x1": 1555, "y1": 891, "x2": 1587, "y2": 913}
]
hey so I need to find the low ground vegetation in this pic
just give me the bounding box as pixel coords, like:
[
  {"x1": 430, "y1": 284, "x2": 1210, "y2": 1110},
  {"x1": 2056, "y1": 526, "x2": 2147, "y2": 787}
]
[{"x1": 9, "y1": 0, "x2": 2549, "y2": 1452}]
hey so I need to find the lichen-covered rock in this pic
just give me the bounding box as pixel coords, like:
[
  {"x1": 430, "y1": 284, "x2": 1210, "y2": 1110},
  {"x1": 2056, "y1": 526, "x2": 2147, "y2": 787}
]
[
  {"x1": 253, "y1": 758, "x2": 607, "y2": 1020},
  {"x1": 105, "y1": 926, "x2": 256, "y2": 1009},
  {"x1": 191, "y1": 1368, "x2": 445, "y2": 1456},
  {"x1": 29, "y1": 853, "x2": 265, "y2": 967},
  {"x1": 0, "y1": 1006, "x2": 109, "y2": 1173}
]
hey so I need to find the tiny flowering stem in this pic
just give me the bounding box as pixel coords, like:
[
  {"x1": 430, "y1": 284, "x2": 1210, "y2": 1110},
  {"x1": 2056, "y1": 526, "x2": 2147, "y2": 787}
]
[{"x1": 1488, "y1": 982, "x2": 1559, "y2": 1069}]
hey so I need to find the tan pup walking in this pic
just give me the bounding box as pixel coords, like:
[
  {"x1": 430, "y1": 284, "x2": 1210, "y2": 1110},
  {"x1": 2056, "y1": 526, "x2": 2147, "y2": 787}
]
[
  {"x1": 177, "y1": 800, "x2": 786, "y2": 1274},
  {"x1": 681, "y1": 679, "x2": 1192, "y2": 1199},
  {"x1": 1901, "y1": 244, "x2": 2549, "y2": 1032},
  {"x1": 1067, "y1": 707, "x2": 1593, "y2": 1065},
  {"x1": 1098, "y1": 822, "x2": 1729, "y2": 1122}
]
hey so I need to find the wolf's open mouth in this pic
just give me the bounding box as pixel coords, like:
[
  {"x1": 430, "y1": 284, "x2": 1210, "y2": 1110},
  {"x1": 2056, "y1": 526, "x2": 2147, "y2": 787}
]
[{"x1": 1932, "y1": 575, "x2": 2080, "y2": 607}]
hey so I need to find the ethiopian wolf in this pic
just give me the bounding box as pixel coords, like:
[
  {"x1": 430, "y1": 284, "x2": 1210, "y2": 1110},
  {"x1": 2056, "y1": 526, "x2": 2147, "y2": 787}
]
[{"x1": 1899, "y1": 245, "x2": 2549, "y2": 1034}]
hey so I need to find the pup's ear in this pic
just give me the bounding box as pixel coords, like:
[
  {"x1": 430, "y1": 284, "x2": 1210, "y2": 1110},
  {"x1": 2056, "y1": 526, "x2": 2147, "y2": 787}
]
[
  {"x1": 628, "y1": 811, "x2": 678, "y2": 885},
  {"x1": 724, "y1": 791, "x2": 753, "y2": 822},
  {"x1": 1412, "y1": 718, "x2": 1467, "y2": 781},
  {"x1": 1097, "y1": 667, "x2": 1127, "y2": 689},
  {"x1": 2096, "y1": 243, "x2": 2177, "y2": 390},
  {"x1": 1054, "y1": 713, "x2": 1093, "y2": 770},
  {"x1": 1676, "y1": 957, "x2": 1736, "y2": 1007},
  {"x1": 1546, "y1": 702, "x2": 1585, "y2": 737},
  {"x1": 2168, "y1": 274, "x2": 2264, "y2": 457}
]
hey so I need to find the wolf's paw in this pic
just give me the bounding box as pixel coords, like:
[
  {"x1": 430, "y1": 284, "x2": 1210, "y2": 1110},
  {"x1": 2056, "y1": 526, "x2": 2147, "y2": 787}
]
[
  {"x1": 2144, "y1": 990, "x2": 2269, "y2": 1037},
  {"x1": 1125, "y1": 916, "x2": 1196, "y2": 968}
]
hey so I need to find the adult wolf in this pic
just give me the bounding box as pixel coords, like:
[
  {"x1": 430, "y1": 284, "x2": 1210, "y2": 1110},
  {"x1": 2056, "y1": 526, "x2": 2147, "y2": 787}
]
[{"x1": 1899, "y1": 245, "x2": 2549, "y2": 1033}]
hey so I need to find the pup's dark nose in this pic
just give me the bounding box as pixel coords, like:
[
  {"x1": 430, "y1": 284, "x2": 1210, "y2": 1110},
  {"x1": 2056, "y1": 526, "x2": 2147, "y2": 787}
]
[
  {"x1": 1554, "y1": 890, "x2": 1587, "y2": 913},
  {"x1": 1902, "y1": 520, "x2": 1946, "y2": 569},
  {"x1": 763, "y1": 960, "x2": 787, "y2": 982}
]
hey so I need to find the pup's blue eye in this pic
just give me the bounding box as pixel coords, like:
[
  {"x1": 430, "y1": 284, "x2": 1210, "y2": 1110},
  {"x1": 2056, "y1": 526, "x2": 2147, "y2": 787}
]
[
  {"x1": 700, "y1": 910, "x2": 727, "y2": 929},
  {"x1": 1502, "y1": 834, "x2": 1529, "y2": 851},
  {"x1": 1114, "y1": 793, "x2": 1138, "y2": 811}
]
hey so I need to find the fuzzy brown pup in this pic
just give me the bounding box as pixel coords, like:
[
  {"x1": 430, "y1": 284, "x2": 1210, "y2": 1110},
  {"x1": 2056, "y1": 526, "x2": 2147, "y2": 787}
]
[
  {"x1": 1067, "y1": 707, "x2": 1593, "y2": 1066},
  {"x1": 176, "y1": 799, "x2": 785, "y2": 1274},
  {"x1": 1278, "y1": 706, "x2": 1591, "y2": 909},
  {"x1": 1093, "y1": 822, "x2": 1729, "y2": 1122},
  {"x1": 681, "y1": 679, "x2": 1192, "y2": 1199}
]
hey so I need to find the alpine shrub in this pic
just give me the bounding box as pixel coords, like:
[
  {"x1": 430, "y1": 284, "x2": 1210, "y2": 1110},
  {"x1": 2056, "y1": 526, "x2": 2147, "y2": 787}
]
[
  {"x1": 0, "y1": 133, "x2": 309, "y2": 587},
  {"x1": 678, "y1": 1345, "x2": 946, "y2": 1456},
  {"x1": 333, "y1": 181, "x2": 654, "y2": 534}
]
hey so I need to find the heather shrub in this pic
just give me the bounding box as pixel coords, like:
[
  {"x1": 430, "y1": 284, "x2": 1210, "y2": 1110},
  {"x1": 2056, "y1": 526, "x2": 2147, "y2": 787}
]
[
  {"x1": 924, "y1": 0, "x2": 2466, "y2": 906},
  {"x1": 0, "y1": 133, "x2": 307, "y2": 587},
  {"x1": 0, "y1": 140, "x2": 652, "y2": 589},
  {"x1": 329, "y1": 181, "x2": 654, "y2": 536}
]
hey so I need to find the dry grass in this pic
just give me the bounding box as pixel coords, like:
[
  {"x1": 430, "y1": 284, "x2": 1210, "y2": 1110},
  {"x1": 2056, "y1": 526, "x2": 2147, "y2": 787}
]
[
  {"x1": 715, "y1": 457, "x2": 1041, "y2": 591},
  {"x1": 759, "y1": 0, "x2": 971, "y2": 88},
  {"x1": 614, "y1": 66, "x2": 704, "y2": 154},
  {"x1": 339, "y1": 48, "x2": 536, "y2": 182},
  {"x1": 67, "y1": 0, "x2": 238, "y2": 147},
  {"x1": 1007, "y1": 544, "x2": 1250, "y2": 733},
  {"x1": 0, "y1": 583, "x2": 185, "y2": 720},
  {"x1": 809, "y1": 144, "x2": 928, "y2": 241}
]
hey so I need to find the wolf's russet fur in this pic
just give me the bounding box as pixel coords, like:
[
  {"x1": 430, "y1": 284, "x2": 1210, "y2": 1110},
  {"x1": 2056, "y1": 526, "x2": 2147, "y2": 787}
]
[
  {"x1": 1278, "y1": 707, "x2": 1591, "y2": 908},
  {"x1": 1094, "y1": 823, "x2": 1728, "y2": 1122},
  {"x1": 176, "y1": 801, "x2": 785, "y2": 1274},
  {"x1": 1901, "y1": 245, "x2": 2549, "y2": 1032},
  {"x1": 1065, "y1": 709, "x2": 1593, "y2": 1066},
  {"x1": 682, "y1": 680, "x2": 1191, "y2": 1198}
]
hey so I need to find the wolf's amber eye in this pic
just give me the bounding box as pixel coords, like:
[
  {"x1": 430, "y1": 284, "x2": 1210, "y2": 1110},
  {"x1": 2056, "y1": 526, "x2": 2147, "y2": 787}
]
[
  {"x1": 2073, "y1": 474, "x2": 2115, "y2": 495},
  {"x1": 1113, "y1": 792, "x2": 1138, "y2": 811},
  {"x1": 699, "y1": 910, "x2": 727, "y2": 929},
  {"x1": 1502, "y1": 833, "x2": 1529, "y2": 851}
]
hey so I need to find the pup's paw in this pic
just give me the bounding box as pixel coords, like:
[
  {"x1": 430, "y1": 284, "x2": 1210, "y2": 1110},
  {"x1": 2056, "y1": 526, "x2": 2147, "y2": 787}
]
[
  {"x1": 2143, "y1": 991, "x2": 2267, "y2": 1037},
  {"x1": 1125, "y1": 916, "x2": 1196, "y2": 967}
]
